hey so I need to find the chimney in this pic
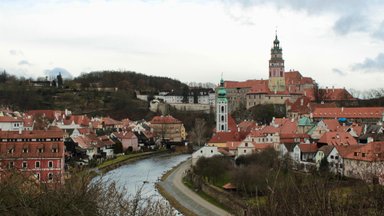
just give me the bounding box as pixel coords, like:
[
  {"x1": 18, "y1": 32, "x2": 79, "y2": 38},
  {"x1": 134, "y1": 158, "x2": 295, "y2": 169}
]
[
  {"x1": 300, "y1": 98, "x2": 304, "y2": 106},
  {"x1": 341, "y1": 107, "x2": 344, "y2": 112},
  {"x1": 18, "y1": 127, "x2": 22, "y2": 135},
  {"x1": 332, "y1": 86, "x2": 334, "y2": 92}
]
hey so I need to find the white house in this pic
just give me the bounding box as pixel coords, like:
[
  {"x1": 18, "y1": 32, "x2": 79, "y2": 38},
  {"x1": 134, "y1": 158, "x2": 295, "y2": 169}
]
[
  {"x1": 237, "y1": 142, "x2": 255, "y2": 158},
  {"x1": 192, "y1": 146, "x2": 222, "y2": 166},
  {"x1": 0, "y1": 116, "x2": 24, "y2": 131}
]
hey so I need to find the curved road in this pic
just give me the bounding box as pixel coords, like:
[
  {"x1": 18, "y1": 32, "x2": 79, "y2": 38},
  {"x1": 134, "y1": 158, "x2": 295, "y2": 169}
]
[{"x1": 158, "y1": 159, "x2": 232, "y2": 216}]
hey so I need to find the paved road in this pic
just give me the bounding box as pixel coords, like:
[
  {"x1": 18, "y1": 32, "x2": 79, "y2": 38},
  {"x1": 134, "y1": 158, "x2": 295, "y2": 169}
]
[{"x1": 159, "y1": 159, "x2": 232, "y2": 216}]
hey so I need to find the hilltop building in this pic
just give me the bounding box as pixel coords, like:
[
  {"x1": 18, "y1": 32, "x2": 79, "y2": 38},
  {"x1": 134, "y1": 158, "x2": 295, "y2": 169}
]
[{"x1": 219, "y1": 33, "x2": 355, "y2": 112}]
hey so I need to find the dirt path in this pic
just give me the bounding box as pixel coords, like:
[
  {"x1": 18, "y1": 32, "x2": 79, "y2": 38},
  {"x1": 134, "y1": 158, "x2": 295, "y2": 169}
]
[{"x1": 158, "y1": 159, "x2": 232, "y2": 216}]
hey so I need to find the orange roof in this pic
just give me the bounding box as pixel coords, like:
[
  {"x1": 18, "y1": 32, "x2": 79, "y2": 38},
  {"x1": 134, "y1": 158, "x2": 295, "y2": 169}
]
[
  {"x1": 102, "y1": 117, "x2": 121, "y2": 126},
  {"x1": 26, "y1": 110, "x2": 63, "y2": 120},
  {"x1": 337, "y1": 142, "x2": 384, "y2": 162},
  {"x1": 112, "y1": 131, "x2": 137, "y2": 140},
  {"x1": 237, "y1": 120, "x2": 257, "y2": 133},
  {"x1": 254, "y1": 143, "x2": 274, "y2": 150},
  {"x1": 319, "y1": 88, "x2": 355, "y2": 101},
  {"x1": 209, "y1": 131, "x2": 242, "y2": 143},
  {"x1": 224, "y1": 80, "x2": 267, "y2": 89},
  {"x1": 318, "y1": 132, "x2": 358, "y2": 146},
  {"x1": 322, "y1": 119, "x2": 341, "y2": 131},
  {"x1": 313, "y1": 107, "x2": 384, "y2": 119},
  {"x1": 298, "y1": 143, "x2": 318, "y2": 153},
  {"x1": 150, "y1": 115, "x2": 182, "y2": 124},
  {"x1": 0, "y1": 129, "x2": 64, "y2": 139},
  {"x1": 63, "y1": 115, "x2": 90, "y2": 126},
  {"x1": 0, "y1": 116, "x2": 22, "y2": 122},
  {"x1": 288, "y1": 96, "x2": 311, "y2": 114},
  {"x1": 222, "y1": 183, "x2": 237, "y2": 190}
]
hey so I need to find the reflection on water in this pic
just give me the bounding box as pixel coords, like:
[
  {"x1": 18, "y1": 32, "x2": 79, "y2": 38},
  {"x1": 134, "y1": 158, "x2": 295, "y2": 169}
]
[{"x1": 100, "y1": 153, "x2": 190, "y2": 199}]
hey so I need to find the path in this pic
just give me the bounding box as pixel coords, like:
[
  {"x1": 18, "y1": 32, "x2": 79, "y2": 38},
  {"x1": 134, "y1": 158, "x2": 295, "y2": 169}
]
[{"x1": 158, "y1": 159, "x2": 232, "y2": 216}]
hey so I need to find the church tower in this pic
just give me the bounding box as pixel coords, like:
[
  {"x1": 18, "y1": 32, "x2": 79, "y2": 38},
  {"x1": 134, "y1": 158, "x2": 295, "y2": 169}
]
[
  {"x1": 216, "y1": 77, "x2": 228, "y2": 132},
  {"x1": 268, "y1": 32, "x2": 286, "y2": 92}
]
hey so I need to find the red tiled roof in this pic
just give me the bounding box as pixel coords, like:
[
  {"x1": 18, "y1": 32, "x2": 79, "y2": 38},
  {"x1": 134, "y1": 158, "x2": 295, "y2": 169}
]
[
  {"x1": 112, "y1": 131, "x2": 137, "y2": 140},
  {"x1": 102, "y1": 117, "x2": 122, "y2": 126},
  {"x1": 22, "y1": 117, "x2": 34, "y2": 127},
  {"x1": 150, "y1": 115, "x2": 182, "y2": 124},
  {"x1": 0, "y1": 116, "x2": 22, "y2": 122},
  {"x1": 337, "y1": 142, "x2": 384, "y2": 162},
  {"x1": 319, "y1": 88, "x2": 355, "y2": 101},
  {"x1": 322, "y1": 119, "x2": 341, "y2": 131},
  {"x1": 209, "y1": 131, "x2": 242, "y2": 143},
  {"x1": 0, "y1": 129, "x2": 64, "y2": 139},
  {"x1": 237, "y1": 120, "x2": 257, "y2": 133},
  {"x1": 318, "y1": 132, "x2": 358, "y2": 146},
  {"x1": 313, "y1": 107, "x2": 384, "y2": 119},
  {"x1": 224, "y1": 80, "x2": 267, "y2": 89},
  {"x1": 254, "y1": 143, "x2": 274, "y2": 150},
  {"x1": 298, "y1": 143, "x2": 318, "y2": 153},
  {"x1": 26, "y1": 110, "x2": 63, "y2": 120},
  {"x1": 288, "y1": 96, "x2": 311, "y2": 114},
  {"x1": 228, "y1": 115, "x2": 237, "y2": 132}
]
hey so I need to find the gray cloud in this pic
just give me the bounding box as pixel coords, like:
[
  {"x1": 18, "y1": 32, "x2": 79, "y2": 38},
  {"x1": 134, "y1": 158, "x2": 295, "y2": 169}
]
[
  {"x1": 44, "y1": 67, "x2": 73, "y2": 79},
  {"x1": 372, "y1": 20, "x2": 384, "y2": 40},
  {"x1": 332, "y1": 68, "x2": 346, "y2": 76},
  {"x1": 333, "y1": 14, "x2": 369, "y2": 35},
  {"x1": 222, "y1": 0, "x2": 375, "y2": 34},
  {"x1": 18, "y1": 60, "x2": 31, "y2": 66},
  {"x1": 352, "y1": 53, "x2": 384, "y2": 73}
]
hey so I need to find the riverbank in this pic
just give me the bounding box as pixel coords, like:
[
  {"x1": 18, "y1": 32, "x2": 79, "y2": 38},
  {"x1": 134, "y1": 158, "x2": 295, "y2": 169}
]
[{"x1": 98, "y1": 149, "x2": 169, "y2": 173}]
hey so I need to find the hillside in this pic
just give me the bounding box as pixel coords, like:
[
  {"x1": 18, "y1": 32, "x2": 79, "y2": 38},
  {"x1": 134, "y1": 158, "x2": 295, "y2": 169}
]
[{"x1": 0, "y1": 71, "x2": 188, "y2": 120}]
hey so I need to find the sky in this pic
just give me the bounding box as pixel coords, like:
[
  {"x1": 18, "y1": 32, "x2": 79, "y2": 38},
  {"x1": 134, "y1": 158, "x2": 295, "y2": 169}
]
[{"x1": 0, "y1": 0, "x2": 383, "y2": 90}]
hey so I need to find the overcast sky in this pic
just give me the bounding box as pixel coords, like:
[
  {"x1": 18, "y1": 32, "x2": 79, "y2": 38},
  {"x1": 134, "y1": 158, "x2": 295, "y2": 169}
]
[{"x1": 0, "y1": 0, "x2": 383, "y2": 90}]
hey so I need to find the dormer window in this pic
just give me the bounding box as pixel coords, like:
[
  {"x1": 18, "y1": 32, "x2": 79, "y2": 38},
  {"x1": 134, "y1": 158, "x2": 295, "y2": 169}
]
[
  {"x1": 22, "y1": 147, "x2": 29, "y2": 153},
  {"x1": 8, "y1": 147, "x2": 15, "y2": 154},
  {"x1": 38, "y1": 147, "x2": 44, "y2": 153}
]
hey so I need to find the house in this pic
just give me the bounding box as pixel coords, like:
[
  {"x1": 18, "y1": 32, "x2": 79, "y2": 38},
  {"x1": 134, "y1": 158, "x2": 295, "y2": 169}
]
[
  {"x1": 111, "y1": 131, "x2": 139, "y2": 152},
  {"x1": 101, "y1": 117, "x2": 123, "y2": 130},
  {"x1": 150, "y1": 115, "x2": 186, "y2": 143},
  {"x1": 226, "y1": 141, "x2": 241, "y2": 156},
  {"x1": 315, "y1": 145, "x2": 334, "y2": 169},
  {"x1": 294, "y1": 144, "x2": 318, "y2": 163},
  {"x1": 312, "y1": 107, "x2": 384, "y2": 124},
  {"x1": 359, "y1": 125, "x2": 384, "y2": 144},
  {"x1": 0, "y1": 116, "x2": 24, "y2": 131},
  {"x1": 310, "y1": 119, "x2": 340, "y2": 140},
  {"x1": 237, "y1": 142, "x2": 256, "y2": 158},
  {"x1": 279, "y1": 143, "x2": 296, "y2": 159},
  {"x1": 0, "y1": 129, "x2": 65, "y2": 183},
  {"x1": 192, "y1": 146, "x2": 222, "y2": 166},
  {"x1": 317, "y1": 132, "x2": 358, "y2": 147},
  {"x1": 293, "y1": 144, "x2": 318, "y2": 172},
  {"x1": 208, "y1": 131, "x2": 244, "y2": 148},
  {"x1": 341, "y1": 142, "x2": 384, "y2": 184}
]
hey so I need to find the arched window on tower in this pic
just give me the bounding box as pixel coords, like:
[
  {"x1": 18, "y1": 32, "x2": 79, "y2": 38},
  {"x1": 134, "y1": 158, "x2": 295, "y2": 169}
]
[
  {"x1": 221, "y1": 125, "x2": 224, "y2": 131},
  {"x1": 221, "y1": 115, "x2": 224, "y2": 121},
  {"x1": 221, "y1": 106, "x2": 224, "y2": 112}
]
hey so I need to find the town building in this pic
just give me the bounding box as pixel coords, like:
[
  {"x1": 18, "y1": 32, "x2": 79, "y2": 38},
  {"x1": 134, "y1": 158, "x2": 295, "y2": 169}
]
[
  {"x1": 0, "y1": 128, "x2": 65, "y2": 183},
  {"x1": 149, "y1": 115, "x2": 186, "y2": 143}
]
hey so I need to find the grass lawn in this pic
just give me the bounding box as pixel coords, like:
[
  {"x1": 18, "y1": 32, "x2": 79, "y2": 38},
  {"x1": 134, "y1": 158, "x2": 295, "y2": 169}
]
[{"x1": 97, "y1": 151, "x2": 155, "y2": 169}]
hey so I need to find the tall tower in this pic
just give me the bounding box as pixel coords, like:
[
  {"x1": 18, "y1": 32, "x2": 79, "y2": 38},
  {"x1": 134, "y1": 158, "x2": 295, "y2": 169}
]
[
  {"x1": 216, "y1": 77, "x2": 228, "y2": 132},
  {"x1": 268, "y1": 32, "x2": 286, "y2": 92}
]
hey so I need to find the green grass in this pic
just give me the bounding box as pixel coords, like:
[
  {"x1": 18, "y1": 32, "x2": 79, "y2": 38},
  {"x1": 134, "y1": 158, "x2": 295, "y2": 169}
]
[
  {"x1": 97, "y1": 152, "x2": 154, "y2": 169},
  {"x1": 182, "y1": 177, "x2": 230, "y2": 212}
]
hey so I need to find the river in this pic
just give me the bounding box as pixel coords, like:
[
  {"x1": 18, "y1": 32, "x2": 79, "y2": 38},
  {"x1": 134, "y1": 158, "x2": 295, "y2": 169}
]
[{"x1": 100, "y1": 153, "x2": 190, "y2": 200}]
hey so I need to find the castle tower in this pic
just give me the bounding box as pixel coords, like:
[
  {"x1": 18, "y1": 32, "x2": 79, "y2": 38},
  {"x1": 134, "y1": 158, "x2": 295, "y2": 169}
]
[
  {"x1": 216, "y1": 77, "x2": 228, "y2": 132},
  {"x1": 268, "y1": 32, "x2": 286, "y2": 92}
]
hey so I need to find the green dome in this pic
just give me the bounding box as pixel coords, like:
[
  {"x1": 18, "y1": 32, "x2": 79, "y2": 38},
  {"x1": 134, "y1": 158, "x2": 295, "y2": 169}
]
[{"x1": 218, "y1": 88, "x2": 227, "y2": 97}]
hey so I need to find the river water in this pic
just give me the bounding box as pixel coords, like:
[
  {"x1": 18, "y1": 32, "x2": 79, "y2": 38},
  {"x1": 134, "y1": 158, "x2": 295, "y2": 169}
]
[{"x1": 100, "y1": 153, "x2": 190, "y2": 199}]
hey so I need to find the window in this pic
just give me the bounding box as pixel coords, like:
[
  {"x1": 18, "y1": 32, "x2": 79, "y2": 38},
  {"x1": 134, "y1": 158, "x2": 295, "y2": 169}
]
[
  {"x1": 244, "y1": 150, "x2": 246, "y2": 153},
  {"x1": 8, "y1": 161, "x2": 14, "y2": 169},
  {"x1": 221, "y1": 106, "x2": 224, "y2": 112},
  {"x1": 200, "y1": 150, "x2": 203, "y2": 153},
  {"x1": 245, "y1": 143, "x2": 248, "y2": 147},
  {"x1": 38, "y1": 148, "x2": 44, "y2": 153},
  {"x1": 48, "y1": 161, "x2": 53, "y2": 168},
  {"x1": 211, "y1": 150, "x2": 213, "y2": 153},
  {"x1": 35, "y1": 161, "x2": 40, "y2": 168},
  {"x1": 330, "y1": 155, "x2": 334, "y2": 159},
  {"x1": 362, "y1": 153, "x2": 366, "y2": 157},
  {"x1": 35, "y1": 173, "x2": 40, "y2": 180},
  {"x1": 354, "y1": 152, "x2": 358, "y2": 156},
  {"x1": 8, "y1": 148, "x2": 14, "y2": 154},
  {"x1": 221, "y1": 125, "x2": 224, "y2": 131},
  {"x1": 339, "y1": 164, "x2": 343, "y2": 168},
  {"x1": 335, "y1": 156, "x2": 339, "y2": 160},
  {"x1": 22, "y1": 148, "x2": 28, "y2": 153},
  {"x1": 22, "y1": 161, "x2": 27, "y2": 169},
  {"x1": 48, "y1": 173, "x2": 53, "y2": 181},
  {"x1": 52, "y1": 147, "x2": 58, "y2": 153}
]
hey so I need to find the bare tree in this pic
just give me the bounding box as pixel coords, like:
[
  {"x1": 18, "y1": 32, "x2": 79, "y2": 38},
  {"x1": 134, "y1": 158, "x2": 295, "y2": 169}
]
[{"x1": 189, "y1": 118, "x2": 207, "y2": 146}]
